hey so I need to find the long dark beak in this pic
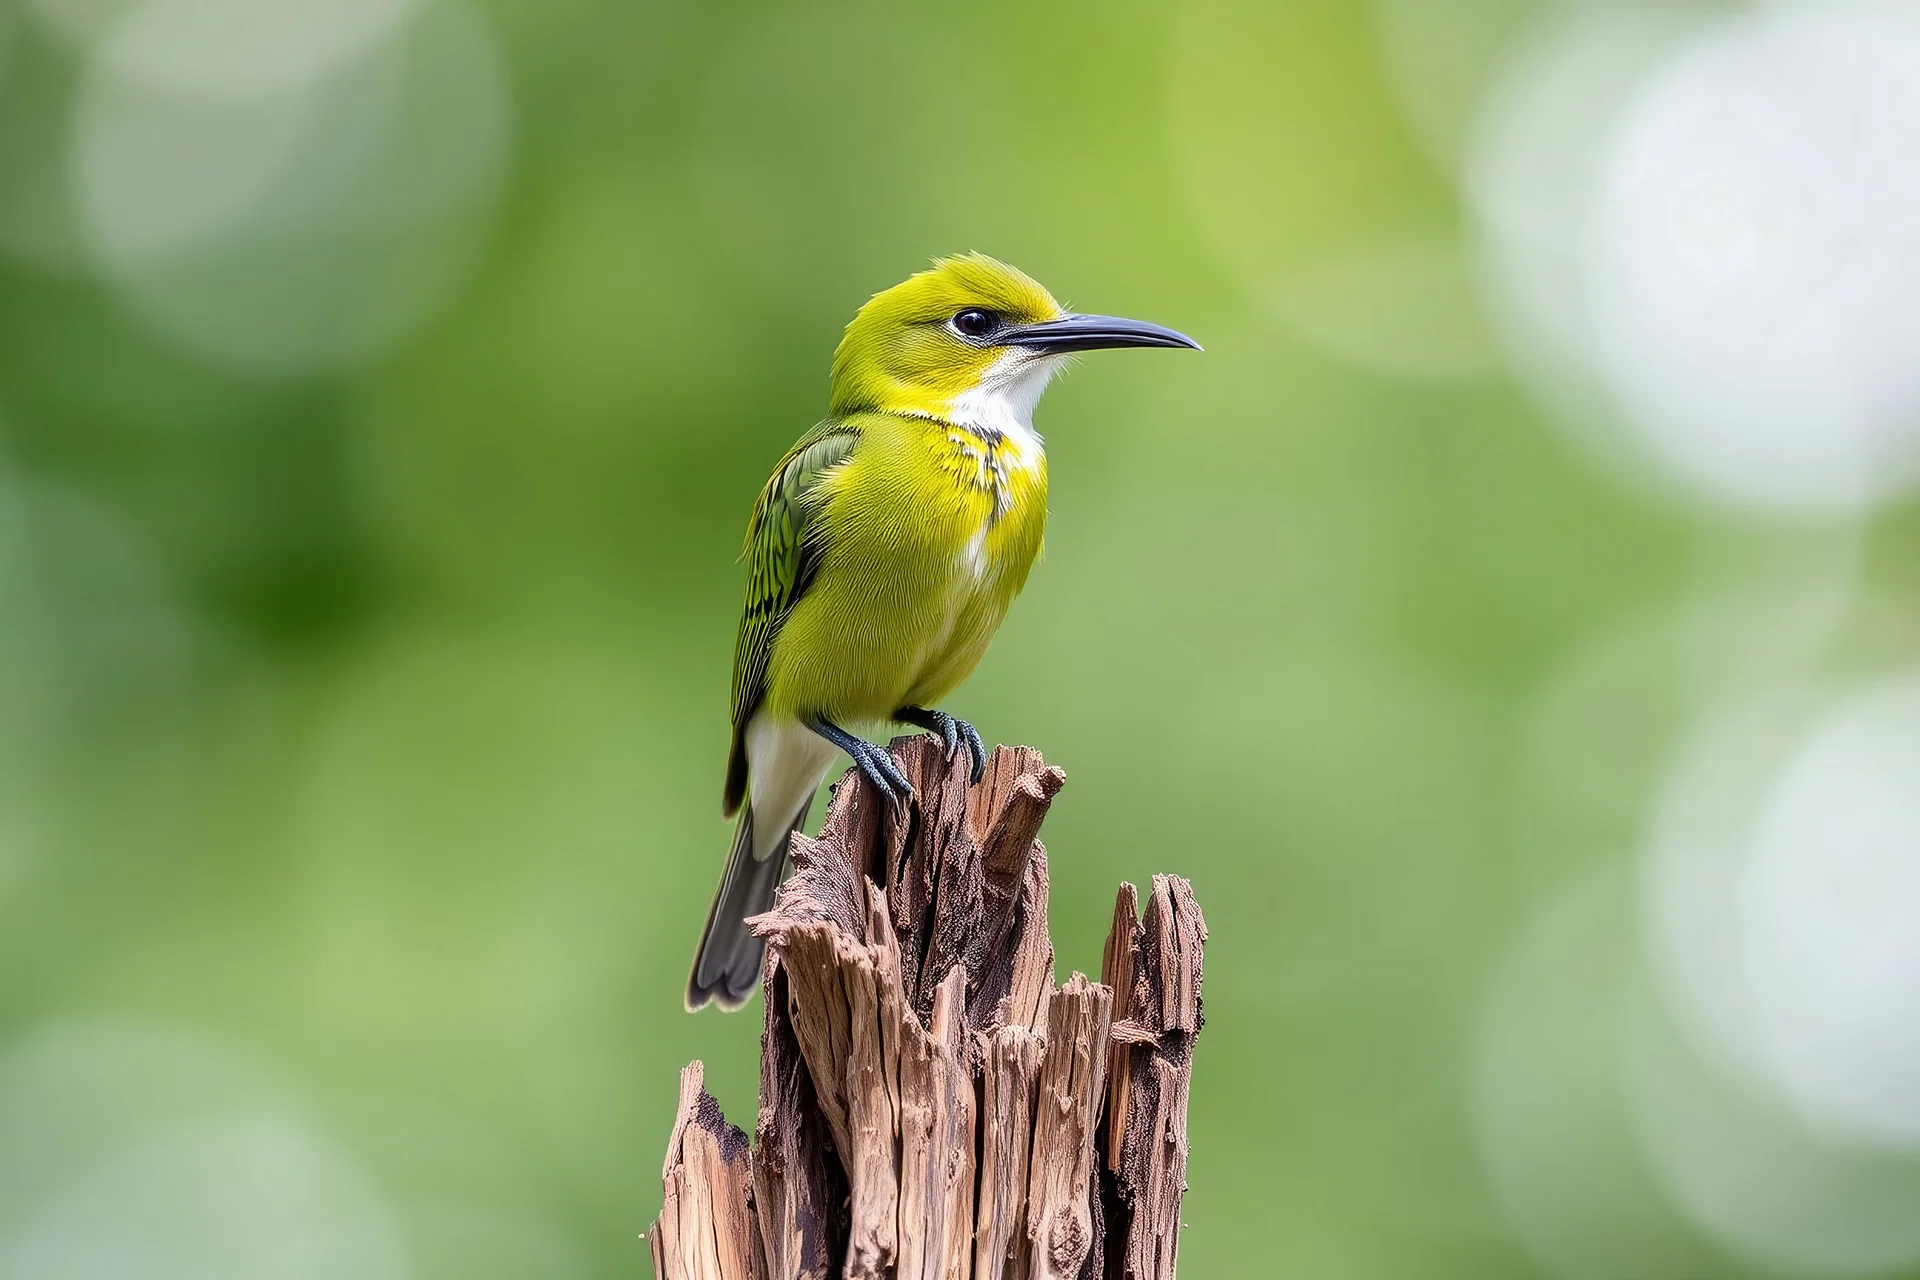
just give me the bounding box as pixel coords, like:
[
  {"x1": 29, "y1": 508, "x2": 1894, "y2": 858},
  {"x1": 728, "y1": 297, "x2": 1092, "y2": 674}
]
[{"x1": 1000, "y1": 313, "x2": 1202, "y2": 355}]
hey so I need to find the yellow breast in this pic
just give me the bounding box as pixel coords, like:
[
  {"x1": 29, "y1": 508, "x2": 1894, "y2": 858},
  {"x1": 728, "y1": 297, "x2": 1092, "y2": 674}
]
[
  {"x1": 931, "y1": 420, "x2": 1048, "y2": 585},
  {"x1": 760, "y1": 408, "x2": 1046, "y2": 724}
]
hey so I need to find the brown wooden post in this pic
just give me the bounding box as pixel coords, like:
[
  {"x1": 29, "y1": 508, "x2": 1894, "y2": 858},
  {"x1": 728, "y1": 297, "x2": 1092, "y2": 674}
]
[{"x1": 647, "y1": 739, "x2": 1207, "y2": 1280}]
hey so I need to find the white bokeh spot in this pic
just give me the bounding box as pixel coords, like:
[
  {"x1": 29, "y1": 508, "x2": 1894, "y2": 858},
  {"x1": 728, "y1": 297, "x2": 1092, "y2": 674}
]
[
  {"x1": 1636, "y1": 676, "x2": 1920, "y2": 1273},
  {"x1": 1744, "y1": 674, "x2": 1920, "y2": 1146},
  {"x1": 1594, "y1": 5, "x2": 1920, "y2": 513},
  {"x1": 1472, "y1": 2, "x2": 1920, "y2": 514},
  {"x1": 1630, "y1": 992, "x2": 1920, "y2": 1278}
]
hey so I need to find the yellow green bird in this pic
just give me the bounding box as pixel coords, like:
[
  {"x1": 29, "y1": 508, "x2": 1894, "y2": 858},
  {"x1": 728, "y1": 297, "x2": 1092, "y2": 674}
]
[{"x1": 688, "y1": 253, "x2": 1198, "y2": 1010}]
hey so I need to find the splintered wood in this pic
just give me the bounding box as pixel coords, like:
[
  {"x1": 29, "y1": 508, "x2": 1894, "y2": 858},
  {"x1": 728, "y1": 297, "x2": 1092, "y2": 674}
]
[
  {"x1": 651, "y1": 1063, "x2": 758, "y2": 1280},
  {"x1": 649, "y1": 739, "x2": 1207, "y2": 1280}
]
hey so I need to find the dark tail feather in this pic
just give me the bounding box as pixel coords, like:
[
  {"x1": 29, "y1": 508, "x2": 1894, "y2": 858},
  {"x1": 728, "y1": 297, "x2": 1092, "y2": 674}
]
[{"x1": 686, "y1": 797, "x2": 812, "y2": 1011}]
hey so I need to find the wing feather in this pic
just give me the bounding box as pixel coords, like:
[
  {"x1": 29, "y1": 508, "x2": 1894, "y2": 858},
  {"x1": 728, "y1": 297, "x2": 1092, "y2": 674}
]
[{"x1": 723, "y1": 420, "x2": 860, "y2": 815}]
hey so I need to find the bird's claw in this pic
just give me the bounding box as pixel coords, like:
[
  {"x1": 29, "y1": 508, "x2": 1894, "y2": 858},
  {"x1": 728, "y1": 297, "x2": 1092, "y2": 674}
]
[
  {"x1": 850, "y1": 738, "x2": 914, "y2": 808},
  {"x1": 957, "y1": 718, "x2": 987, "y2": 785},
  {"x1": 936, "y1": 715, "x2": 962, "y2": 762},
  {"x1": 929, "y1": 713, "x2": 987, "y2": 785},
  {"x1": 897, "y1": 706, "x2": 987, "y2": 786},
  {"x1": 809, "y1": 718, "x2": 914, "y2": 810}
]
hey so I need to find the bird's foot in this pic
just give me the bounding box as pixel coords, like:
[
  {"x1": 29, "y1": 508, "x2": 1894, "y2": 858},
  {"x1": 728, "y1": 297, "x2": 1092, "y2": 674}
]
[
  {"x1": 809, "y1": 719, "x2": 914, "y2": 807},
  {"x1": 851, "y1": 738, "x2": 914, "y2": 806},
  {"x1": 895, "y1": 706, "x2": 987, "y2": 785}
]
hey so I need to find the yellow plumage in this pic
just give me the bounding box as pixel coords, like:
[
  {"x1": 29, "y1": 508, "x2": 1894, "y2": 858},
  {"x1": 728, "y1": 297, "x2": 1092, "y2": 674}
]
[
  {"x1": 762, "y1": 408, "x2": 1048, "y2": 725},
  {"x1": 689, "y1": 254, "x2": 1197, "y2": 1011}
]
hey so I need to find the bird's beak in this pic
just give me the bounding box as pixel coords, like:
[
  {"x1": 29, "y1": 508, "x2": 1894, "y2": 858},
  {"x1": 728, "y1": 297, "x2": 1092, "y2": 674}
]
[{"x1": 999, "y1": 313, "x2": 1202, "y2": 355}]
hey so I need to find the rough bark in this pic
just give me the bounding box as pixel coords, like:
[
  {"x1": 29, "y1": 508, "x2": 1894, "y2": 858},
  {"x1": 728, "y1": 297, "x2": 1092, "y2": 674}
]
[
  {"x1": 1097, "y1": 878, "x2": 1207, "y2": 1280},
  {"x1": 648, "y1": 739, "x2": 1207, "y2": 1280},
  {"x1": 650, "y1": 1062, "x2": 758, "y2": 1280}
]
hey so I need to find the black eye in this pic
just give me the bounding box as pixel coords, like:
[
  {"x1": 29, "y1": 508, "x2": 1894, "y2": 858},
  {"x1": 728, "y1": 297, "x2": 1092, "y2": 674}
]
[{"x1": 950, "y1": 309, "x2": 996, "y2": 338}]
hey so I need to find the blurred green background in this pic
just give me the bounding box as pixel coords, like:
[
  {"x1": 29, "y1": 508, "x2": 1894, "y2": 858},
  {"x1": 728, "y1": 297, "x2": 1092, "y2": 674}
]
[{"x1": 5, "y1": 0, "x2": 1920, "y2": 1275}]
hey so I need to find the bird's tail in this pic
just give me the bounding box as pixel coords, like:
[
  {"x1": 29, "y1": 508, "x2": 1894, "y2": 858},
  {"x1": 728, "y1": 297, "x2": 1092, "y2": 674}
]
[{"x1": 685, "y1": 797, "x2": 813, "y2": 1011}]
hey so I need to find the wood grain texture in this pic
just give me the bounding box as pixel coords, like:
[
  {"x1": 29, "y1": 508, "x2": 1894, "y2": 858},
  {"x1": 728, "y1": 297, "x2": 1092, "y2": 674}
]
[
  {"x1": 753, "y1": 965, "x2": 837, "y2": 1280},
  {"x1": 648, "y1": 741, "x2": 1206, "y2": 1280},
  {"x1": 1098, "y1": 877, "x2": 1208, "y2": 1280},
  {"x1": 1023, "y1": 974, "x2": 1112, "y2": 1280},
  {"x1": 651, "y1": 1062, "x2": 759, "y2": 1280}
]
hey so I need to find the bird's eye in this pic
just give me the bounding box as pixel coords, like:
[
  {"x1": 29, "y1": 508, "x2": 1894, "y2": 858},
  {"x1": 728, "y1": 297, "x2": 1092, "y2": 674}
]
[{"x1": 950, "y1": 309, "x2": 996, "y2": 339}]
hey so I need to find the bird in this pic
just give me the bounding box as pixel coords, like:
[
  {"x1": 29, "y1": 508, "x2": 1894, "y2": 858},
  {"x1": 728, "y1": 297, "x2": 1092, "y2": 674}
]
[{"x1": 688, "y1": 253, "x2": 1199, "y2": 1011}]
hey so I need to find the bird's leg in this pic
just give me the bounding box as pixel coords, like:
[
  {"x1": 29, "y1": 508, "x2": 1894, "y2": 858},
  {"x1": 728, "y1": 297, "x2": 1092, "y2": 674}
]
[
  {"x1": 808, "y1": 718, "x2": 914, "y2": 806},
  {"x1": 894, "y1": 706, "x2": 987, "y2": 785}
]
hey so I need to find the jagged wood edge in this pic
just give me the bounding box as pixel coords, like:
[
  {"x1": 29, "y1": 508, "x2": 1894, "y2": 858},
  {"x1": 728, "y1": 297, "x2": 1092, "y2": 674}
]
[{"x1": 648, "y1": 741, "x2": 1206, "y2": 1280}]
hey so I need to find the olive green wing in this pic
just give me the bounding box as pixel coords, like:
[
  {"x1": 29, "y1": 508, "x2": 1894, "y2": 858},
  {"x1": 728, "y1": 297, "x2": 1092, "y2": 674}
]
[{"x1": 723, "y1": 421, "x2": 861, "y2": 816}]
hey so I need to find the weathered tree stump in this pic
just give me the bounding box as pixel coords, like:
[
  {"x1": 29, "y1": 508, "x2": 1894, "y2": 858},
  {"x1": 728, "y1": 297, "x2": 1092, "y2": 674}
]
[{"x1": 649, "y1": 738, "x2": 1207, "y2": 1280}]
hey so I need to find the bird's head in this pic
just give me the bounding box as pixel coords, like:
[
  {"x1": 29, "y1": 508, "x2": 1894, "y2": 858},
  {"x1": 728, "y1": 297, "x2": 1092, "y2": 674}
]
[{"x1": 828, "y1": 253, "x2": 1199, "y2": 423}]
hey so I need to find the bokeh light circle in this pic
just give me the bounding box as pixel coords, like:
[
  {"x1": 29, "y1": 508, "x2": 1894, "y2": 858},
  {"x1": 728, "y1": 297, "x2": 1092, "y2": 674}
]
[
  {"x1": 1472, "y1": 2, "x2": 1920, "y2": 514},
  {"x1": 1467, "y1": 5, "x2": 1709, "y2": 485},
  {"x1": 1645, "y1": 677, "x2": 1920, "y2": 1148},
  {"x1": 1638, "y1": 677, "x2": 1920, "y2": 1273},
  {"x1": 1744, "y1": 674, "x2": 1920, "y2": 1146},
  {"x1": 1641, "y1": 691, "x2": 1819, "y2": 1096},
  {"x1": 1630, "y1": 992, "x2": 1920, "y2": 1278},
  {"x1": 72, "y1": 0, "x2": 511, "y2": 377},
  {"x1": 1592, "y1": 4, "x2": 1920, "y2": 514},
  {"x1": 93, "y1": 0, "x2": 417, "y2": 96}
]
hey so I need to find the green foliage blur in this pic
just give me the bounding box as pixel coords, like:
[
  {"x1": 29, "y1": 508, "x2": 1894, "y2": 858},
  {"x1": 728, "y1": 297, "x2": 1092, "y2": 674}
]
[{"x1": 5, "y1": 0, "x2": 1920, "y2": 1276}]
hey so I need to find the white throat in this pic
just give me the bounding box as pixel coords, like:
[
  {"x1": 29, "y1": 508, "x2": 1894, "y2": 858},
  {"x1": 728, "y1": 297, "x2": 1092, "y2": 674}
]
[{"x1": 944, "y1": 352, "x2": 1061, "y2": 466}]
